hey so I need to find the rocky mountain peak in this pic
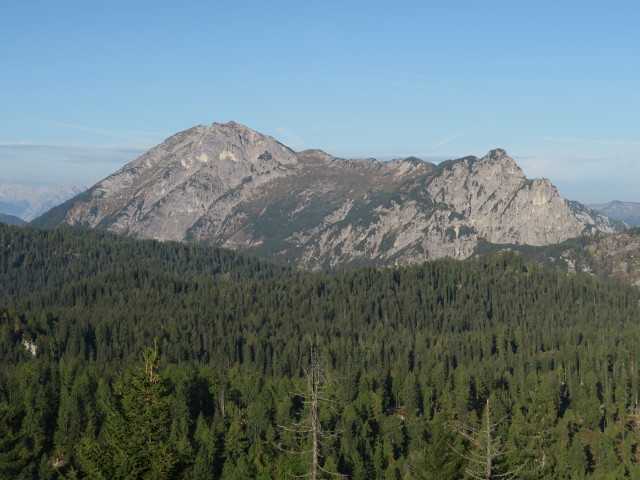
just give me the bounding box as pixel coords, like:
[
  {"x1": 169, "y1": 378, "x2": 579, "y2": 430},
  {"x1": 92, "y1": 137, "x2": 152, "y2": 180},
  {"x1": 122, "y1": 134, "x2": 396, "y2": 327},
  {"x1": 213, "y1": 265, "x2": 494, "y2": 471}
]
[
  {"x1": 210, "y1": 121, "x2": 273, "y2": 146},
  {"x1": 486, "y1": 147, "x2": 508, "y2": 160},
  {"x1": 196, "y1": 121, "x2": 297, "y2": 166},
  {"x1": 476, "y1": 148, "x2": 523, "y2": 176},
  {"x1": 32, "y1": 123, "x2": 626, "y2": 269}
]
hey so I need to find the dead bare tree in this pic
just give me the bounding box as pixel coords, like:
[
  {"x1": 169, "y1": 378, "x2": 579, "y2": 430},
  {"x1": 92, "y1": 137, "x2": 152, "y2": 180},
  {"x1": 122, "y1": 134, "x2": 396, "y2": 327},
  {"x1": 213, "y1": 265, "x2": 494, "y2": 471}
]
[
  {"x1": 277, "y1": 343, "x2": 344, "y2": 480},
  {"x1": 452, "y1": 397, "x2": 523, "y2": 480}
]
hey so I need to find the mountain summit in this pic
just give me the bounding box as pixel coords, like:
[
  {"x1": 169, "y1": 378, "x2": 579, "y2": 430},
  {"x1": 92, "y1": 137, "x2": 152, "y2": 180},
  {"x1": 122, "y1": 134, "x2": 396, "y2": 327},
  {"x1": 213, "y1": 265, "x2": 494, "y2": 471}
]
[{"x1": 33, "y1": 122, "x2": 623, "y2": 269}]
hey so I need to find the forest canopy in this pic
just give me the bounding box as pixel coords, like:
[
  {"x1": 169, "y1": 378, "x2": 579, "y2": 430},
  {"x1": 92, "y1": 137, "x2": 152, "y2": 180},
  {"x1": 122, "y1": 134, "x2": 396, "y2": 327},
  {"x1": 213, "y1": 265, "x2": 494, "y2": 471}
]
[{"x1": 1, "y1": 223, "x2": 640, "y2": 479}]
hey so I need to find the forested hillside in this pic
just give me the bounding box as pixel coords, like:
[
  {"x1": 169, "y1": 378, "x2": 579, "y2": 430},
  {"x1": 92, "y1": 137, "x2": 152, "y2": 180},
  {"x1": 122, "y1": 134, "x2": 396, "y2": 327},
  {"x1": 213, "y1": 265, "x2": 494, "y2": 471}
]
[
  {"x1": 2, "y1": 223, "x2": 640, "y2": 479},
  {"x1": 0, "y1": 224, "x2": 292, "y2": 305}
]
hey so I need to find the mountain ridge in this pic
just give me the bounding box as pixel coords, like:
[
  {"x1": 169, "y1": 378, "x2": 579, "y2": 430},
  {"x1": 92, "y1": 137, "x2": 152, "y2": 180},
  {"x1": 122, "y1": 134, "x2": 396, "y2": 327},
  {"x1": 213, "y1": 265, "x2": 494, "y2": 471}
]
[
  {"x1": 32, "y1": 121, "x2": 624, "y2": 269},
  {"x1": 0, "y1": 212, "x2": 26, "y2": 226},
  {"x1": 0, "y1": 183, "x2": 86, "y2": 221},
  {"x1": 589, "y1": 200, "x2": 640, "y2": 226}
]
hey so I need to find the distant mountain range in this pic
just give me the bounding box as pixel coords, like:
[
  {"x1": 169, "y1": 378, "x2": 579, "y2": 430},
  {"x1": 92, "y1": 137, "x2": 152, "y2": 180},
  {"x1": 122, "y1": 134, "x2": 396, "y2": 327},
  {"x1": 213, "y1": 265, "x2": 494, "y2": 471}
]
[
  {"x1": 589, "y1": 200, "x2": 640, "y2": 226},
  {"x1": 0, "y1": 183, "x2": 86, "y2": 221},
  {"x1": 32, "y1": 121, "x2": 627, "y2": 269},
  {"x1": 0, "y1": 213, "x2": 26, "y2": 226}
]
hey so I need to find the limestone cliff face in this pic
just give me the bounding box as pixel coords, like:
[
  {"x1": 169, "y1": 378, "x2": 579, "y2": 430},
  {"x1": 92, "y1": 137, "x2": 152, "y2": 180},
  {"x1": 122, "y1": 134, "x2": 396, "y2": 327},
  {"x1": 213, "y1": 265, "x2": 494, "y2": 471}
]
[
  {"x1": 426, "y1": 149, "x2": 601, "y2": 246},
  {"x1": 34, "y1": 122, "x2": 624, "y2": 269}
]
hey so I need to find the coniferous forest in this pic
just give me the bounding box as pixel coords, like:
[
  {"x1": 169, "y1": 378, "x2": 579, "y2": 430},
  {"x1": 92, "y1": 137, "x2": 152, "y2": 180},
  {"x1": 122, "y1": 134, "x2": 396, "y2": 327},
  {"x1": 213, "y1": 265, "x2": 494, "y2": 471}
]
[{"x1": 3, "y1": 223, "x2": 640, "y2": 479}]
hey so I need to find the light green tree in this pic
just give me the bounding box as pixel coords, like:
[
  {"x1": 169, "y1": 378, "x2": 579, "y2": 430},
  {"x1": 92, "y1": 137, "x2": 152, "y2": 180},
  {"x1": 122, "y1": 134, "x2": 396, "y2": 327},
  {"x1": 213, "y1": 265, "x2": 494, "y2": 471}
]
[{"x1": 68, "y1": 344, "x2": 184, "y2": 480}]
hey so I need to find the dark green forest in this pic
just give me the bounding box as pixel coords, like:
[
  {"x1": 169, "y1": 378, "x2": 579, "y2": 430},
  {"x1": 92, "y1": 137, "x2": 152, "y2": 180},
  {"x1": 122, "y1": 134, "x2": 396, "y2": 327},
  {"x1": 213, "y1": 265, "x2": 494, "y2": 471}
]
[{"x1": 2, "y1": 223, "x2": 640, "y2": 479}]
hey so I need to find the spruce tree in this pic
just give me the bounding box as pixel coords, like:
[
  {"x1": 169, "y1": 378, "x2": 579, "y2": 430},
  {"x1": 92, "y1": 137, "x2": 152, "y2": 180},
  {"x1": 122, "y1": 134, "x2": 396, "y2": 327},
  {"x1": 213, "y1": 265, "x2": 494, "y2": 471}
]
[{"x1": 70, "y1": 345, "x2": 183, "y2": 480}]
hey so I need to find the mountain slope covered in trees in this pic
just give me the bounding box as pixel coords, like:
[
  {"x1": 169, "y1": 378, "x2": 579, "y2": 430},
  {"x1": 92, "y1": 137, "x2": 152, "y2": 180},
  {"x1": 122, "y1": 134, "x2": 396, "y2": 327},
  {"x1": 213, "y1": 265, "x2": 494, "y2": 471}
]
[{"x1": 2, "y1": 224, "x2": 640, "y2": 478}]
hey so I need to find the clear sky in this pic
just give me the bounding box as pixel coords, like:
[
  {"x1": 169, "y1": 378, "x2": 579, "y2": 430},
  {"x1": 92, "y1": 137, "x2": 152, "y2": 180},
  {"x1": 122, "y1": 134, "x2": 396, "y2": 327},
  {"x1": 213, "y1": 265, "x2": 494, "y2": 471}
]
[{"x1": 1, "y1": 0, "x2": 638, "y2": 204}]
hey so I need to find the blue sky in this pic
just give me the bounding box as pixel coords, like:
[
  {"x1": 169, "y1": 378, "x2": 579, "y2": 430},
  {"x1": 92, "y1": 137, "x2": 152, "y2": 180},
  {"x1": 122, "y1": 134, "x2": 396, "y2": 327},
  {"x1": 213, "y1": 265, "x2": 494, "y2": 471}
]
[{"x1": 1, "y1": 0, "x2": 639, "y2": 203}]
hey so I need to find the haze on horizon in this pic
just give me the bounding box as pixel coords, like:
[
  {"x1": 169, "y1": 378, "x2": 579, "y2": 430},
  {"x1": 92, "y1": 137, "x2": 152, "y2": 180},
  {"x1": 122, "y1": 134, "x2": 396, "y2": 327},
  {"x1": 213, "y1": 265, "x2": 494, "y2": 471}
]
[{"x1": 1, "y1": 1, "x2": 638, "y2": 205}]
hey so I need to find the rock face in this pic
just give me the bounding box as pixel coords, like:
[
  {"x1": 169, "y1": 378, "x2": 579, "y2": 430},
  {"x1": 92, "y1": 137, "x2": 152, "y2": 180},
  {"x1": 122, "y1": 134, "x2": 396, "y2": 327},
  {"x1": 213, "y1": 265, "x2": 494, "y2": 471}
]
[
  {"x1": 33, "y1": 121, "x2": 624, "y2": 269},
  {"x1": 585, "y1": 230, "x2": 640, "y2": 287}
]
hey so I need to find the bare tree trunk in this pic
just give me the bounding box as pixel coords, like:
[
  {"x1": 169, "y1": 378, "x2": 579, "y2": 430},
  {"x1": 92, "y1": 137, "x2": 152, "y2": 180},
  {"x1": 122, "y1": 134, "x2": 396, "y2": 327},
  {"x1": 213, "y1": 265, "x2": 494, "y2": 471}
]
[
  {"x1": 453, "y1": 396, "x2": 523, "y2": 480},
  {"x1": 485, "y1": 398, "x2": 492, "y2": 480},
  {"x1": 310, "y1": 344, "x2": 319, "y2": 480},
  {"x1": 278, "y1": 343, "x2": 344, "y2": 479}
]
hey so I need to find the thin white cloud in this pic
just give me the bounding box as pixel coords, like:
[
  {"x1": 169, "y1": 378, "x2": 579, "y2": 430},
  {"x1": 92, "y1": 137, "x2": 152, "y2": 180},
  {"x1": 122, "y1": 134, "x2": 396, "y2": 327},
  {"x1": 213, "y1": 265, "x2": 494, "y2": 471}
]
[
  {"x1": 23, "y1": 118, "x2": 164, "y2": 143},
  {"x1": 0, "y1": 142, "x2": 147, "y2": 187},
  {"x1": 515, "y1": 153, "x2": 640, "y2": 203},
  {"x1": 431, "y1": 123, "x2": 489, "y2": 149},
  {"x1": 114, "y1": 129, "x2": 168, "y2": 137},
  {"x1": 35, "y1": 120, "x2": 151, "y2": 142},
  {"x1": 0, "y1": 141, "x2": 153, "y2": 150},
  {"x1": 2, "y1": 119, "x2": 168, "y2": 140},
  {"x1": 516, "y1": 154, "x2": 616, "y2": 164},
  {"x1": 275, "y1": 128, "x2": 305, "y2": 149},
  {"x1": 431, "y1": 132, "x2": 467, "y2": 149},
  {"x1": 530, "y1": 136, "x2": 640, "y2": 147}
]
